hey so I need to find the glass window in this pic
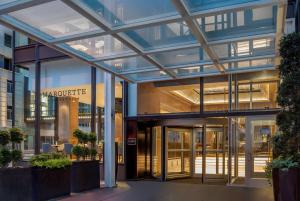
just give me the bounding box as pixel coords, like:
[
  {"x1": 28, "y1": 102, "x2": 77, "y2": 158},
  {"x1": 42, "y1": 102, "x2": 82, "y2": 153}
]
[
  {"x1": 7, "y1": 80, "x2": 13, "y2": 93},
  {"x1": 204, "y1": 76, "x2": 229, "y2": 111},
  {"x1": 4, "y1": 33, "x2": 12, "y2": 48},
  {"x1": 40, "y1": 59, "x2": 91, "y2": 146},
  {"x1": 183, "y1": 0, "x2": 260, "y2": 13},
  {"x1": 197, "y1": 6, "x2": 276, "y2": 42},
  {"x1": 137, "y1": 79, "x2": 200, "y2": 114},
  {"x1": 15, "y1": 66, "x2": 35, "y2": 153}
]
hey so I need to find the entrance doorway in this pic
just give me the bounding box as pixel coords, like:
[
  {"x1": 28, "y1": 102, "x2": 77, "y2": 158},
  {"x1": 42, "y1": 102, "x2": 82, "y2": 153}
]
[
  {"x1": 165, "y1": 122, "x2": 228, "y2": 182},
  {"x1": 229, "y1": 115, "x2": 277, "y2": 187}
]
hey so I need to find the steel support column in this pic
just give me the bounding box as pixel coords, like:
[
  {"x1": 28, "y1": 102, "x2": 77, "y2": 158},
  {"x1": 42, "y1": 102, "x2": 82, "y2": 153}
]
[
  {"x1": 34, "y1": 44, "x2": 41, "y2": 154},
  {"x1": 104, "y1": 72, "x2": 116, "y2": 187},
  {"x1": 12, "y1": 31, "x2": 15, "y2": 127},
  {"x1": 91, "y1": 66, "x2": 96, "y2": 133}
]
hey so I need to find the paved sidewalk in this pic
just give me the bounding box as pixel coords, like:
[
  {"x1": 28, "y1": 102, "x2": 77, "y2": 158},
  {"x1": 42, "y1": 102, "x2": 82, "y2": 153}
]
[{"x1": 59, "y1": 181, "x2": 273, "y2": 201}]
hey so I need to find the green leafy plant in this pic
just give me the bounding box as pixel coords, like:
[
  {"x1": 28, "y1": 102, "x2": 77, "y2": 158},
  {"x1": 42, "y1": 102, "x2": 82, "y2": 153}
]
[
  {"x1": 0, "y1": 148, "x2": 11, "y2": 168},
  {"x1": 0, "y1": 130, "x2": 10, "y2": 147},
  {"x1": 30, "y1": 153, "x2": 71, "y2": 169},
  {"x1": 73, "y1": 129, "x2": 84, "y2": 144},
  {"x1": 72, "y1": 145, "x2": 83, "y2": 161},
  {"x1": 88, "y1": 133, "x2": 97, "y2": 147},
  {"x1": 265, "y1": 32, "x2": 300, "y2": 180},
  {"x1": 11, "y1": 150, "x2": 22, "y2": 167},
  {"x1": 90, "y1": 148, "x2": 97, "y2": 160},
  {"x1": 9, "y1": 128, "x2": 24, "y2": 149},
  {"x1": 82, "y1": 146, "x2": 90, "y2": 160}
]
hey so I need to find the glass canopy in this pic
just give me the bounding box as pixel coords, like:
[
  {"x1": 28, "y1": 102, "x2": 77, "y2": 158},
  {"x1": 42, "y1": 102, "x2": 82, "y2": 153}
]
[{"x1": 0, "y1": 0, "x2": 285, "y2": 82}]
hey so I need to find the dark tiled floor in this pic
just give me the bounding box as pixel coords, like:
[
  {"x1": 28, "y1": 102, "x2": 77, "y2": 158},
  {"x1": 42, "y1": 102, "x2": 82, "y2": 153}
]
[{"x1": 59, "y1": 181, "x2": 273, "y2": 201}]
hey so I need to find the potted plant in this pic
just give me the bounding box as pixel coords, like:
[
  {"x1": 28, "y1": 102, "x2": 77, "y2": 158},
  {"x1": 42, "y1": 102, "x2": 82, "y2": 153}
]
[
  {"x1": 0, "y1": 128, "x2": 37, "y2": 201},
  {"x1": 30, "y1": 153, "x2": 71, "y2": 201},
  {"x1": 71, "y1": 129, "x2": 99, "y2": 192},
  {"x1": 265, "y1": 32, "x2": 300, "y2": 201}
]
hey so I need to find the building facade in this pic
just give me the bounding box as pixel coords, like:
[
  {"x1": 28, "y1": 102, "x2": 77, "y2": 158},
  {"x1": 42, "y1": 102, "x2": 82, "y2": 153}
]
[{"x1": 0, "y1": 0, "x2": 298, "y2": 188}]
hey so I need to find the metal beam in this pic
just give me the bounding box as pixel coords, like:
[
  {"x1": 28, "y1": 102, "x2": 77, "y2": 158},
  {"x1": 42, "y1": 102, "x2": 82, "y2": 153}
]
[
  {"x1": 171, "y1": 0, "x2": 226, "y2": 73},
  {"x1": 0, "y1": 0, "x2": 55, "y2": 15},
  {"x1": 62, "y1": 0, "x2": 177, "y2": 79}
]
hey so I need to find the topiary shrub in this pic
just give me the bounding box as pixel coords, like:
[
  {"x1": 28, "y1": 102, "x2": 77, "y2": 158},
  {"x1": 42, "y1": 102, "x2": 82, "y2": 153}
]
[
  {"x1": 11, "y1": 150, "x2": 22, "y2": 167},
  {"x1": 90, "y1": 148, "x2": 97, "y2": 160},
  {"x1": 0, "y1": 148, "x2": 11, "y2": 168},
  {"x1": 72, "y1": 145, "x2": 83, "y2": 161},
  {"x1": 0, "y1": 130, "x2": 10, "y2": 147}
]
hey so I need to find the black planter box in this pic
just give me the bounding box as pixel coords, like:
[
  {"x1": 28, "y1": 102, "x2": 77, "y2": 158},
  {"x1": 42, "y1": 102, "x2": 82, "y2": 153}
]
[
  {"x1": 272, "y1": 167, "x2": 300, "y2": 201},
  {"x1": 0, "y1": 167, "x2": 71, "y2": 201},
  {"x1": 32, "y1": 167, "x2": 71, "y2": 201},
  {"x1": 71, "y1": 160, "x2": 100, "y2": 192},
  {"x1": 0, "y1": 167, "x2": 33, "y2": 201}
]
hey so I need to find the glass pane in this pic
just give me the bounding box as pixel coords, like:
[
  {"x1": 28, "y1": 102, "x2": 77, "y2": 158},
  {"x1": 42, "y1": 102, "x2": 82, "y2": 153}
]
[
  {"x1": 197, "y1": 6, "x2": 276, "y2": 41},
  {"x1": 251, "y1": 119, "x2": 276, "y2": 176},
  {"x1": 151, "y1": 47, "x2": 207, "y2": 67},
  {"x1": 66, "y1": 35, "x2": 132, "y2": 58},
  {"x1": 183, "y1": 0, "x2": 260, "y2": 13},
  {"x1": 123, "y1": 21, "x2": 197, "y2": 50},
  {"x1": 9, "y1": 0, "x2": 101, "y2": 38},
  {"x1": 232, "y1": 58, "x2": 274, "y2": 70},
  {"x1": 98, "y1": 56, "x2": 156, "y2": 73},
  {"x1": 204, "y1": 78, "x2": 229, "y2": 111},
  {"x1": 137, "y1": 79, "x2": 200, "y2": 114},
  {"x1": 152, "y1": 126, "x2": 162, "y2": 178},
  {"x1": 15, "y1": 66, "x2": 35, "y2": 154},
  {"x1": 124, "y1": 70, "x2": 170, "y2": 82},
  {"x1": 80, "y1": 0, "x2": 178, "y2": 27}
]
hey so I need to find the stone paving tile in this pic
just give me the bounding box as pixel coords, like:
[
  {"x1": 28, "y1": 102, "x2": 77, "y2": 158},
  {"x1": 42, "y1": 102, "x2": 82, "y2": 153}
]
[{"x1": 58, "y1": 181, "x2": 273, "y2": 201}]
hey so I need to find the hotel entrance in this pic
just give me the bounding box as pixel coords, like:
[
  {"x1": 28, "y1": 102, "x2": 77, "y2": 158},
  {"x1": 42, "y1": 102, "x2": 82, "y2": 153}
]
[
  {"x1": 165, "y1": 124, "x2": 227, "y2": 182},
  {"x1": 128, "y1": 115, "x2": 277, "y2": 186}
]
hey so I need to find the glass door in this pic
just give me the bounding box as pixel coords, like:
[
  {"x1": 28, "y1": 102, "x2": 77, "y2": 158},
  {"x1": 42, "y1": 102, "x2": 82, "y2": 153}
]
[
  {"x1": 204, "y1": 126, "x2": 227, "y2": 181},
  {"x1": 152, "y1": 126, "x2": 162, "y2": 178},
  {"x1": 193, "y1": 127, "x2": 204, "y2": 177},
  {"x1": 166, "y1": 128, "x2": 192, "y2": 179},
  {"x1": 245, "y1": 115, "x2": 276, "y2": 186}
]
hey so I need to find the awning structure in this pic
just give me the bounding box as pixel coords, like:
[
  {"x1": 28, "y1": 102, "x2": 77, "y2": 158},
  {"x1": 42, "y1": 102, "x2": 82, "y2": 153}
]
[{"x1": 0, "y1": 0, "x2": 287, "y2": 82}]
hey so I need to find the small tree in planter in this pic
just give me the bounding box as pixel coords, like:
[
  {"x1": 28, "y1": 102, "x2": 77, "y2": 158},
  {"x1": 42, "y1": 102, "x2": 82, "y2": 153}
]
[
  {"x1": 71, "y1": 129, "x2": 99, "y2": 192},
  {"x1": 266, "y1": 32, "x2": 300, "y2": 201}
]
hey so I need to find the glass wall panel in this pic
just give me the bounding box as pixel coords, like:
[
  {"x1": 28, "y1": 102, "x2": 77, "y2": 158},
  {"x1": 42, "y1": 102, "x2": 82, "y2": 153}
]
[
  {"x1": 237, "y1": 80, "x2": 278, "y2": 110},
  {"x1": 15, "y1": 66, "x2": 35, "y2": 154},
  {"x1": 204, "y1": 76, "x2": 229, "y2": 111},
  {"x1": 137, "y1": 79, "x2": 200, "y2": 114},
  {"x1": 40, "y1": 59, "x2": 91, "y2": 147}
]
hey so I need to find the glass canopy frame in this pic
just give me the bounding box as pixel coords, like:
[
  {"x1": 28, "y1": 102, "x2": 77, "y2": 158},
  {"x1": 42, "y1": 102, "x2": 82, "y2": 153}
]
[{"x1": 0, "y1": 0, "x2": 287, "y2": 83}]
